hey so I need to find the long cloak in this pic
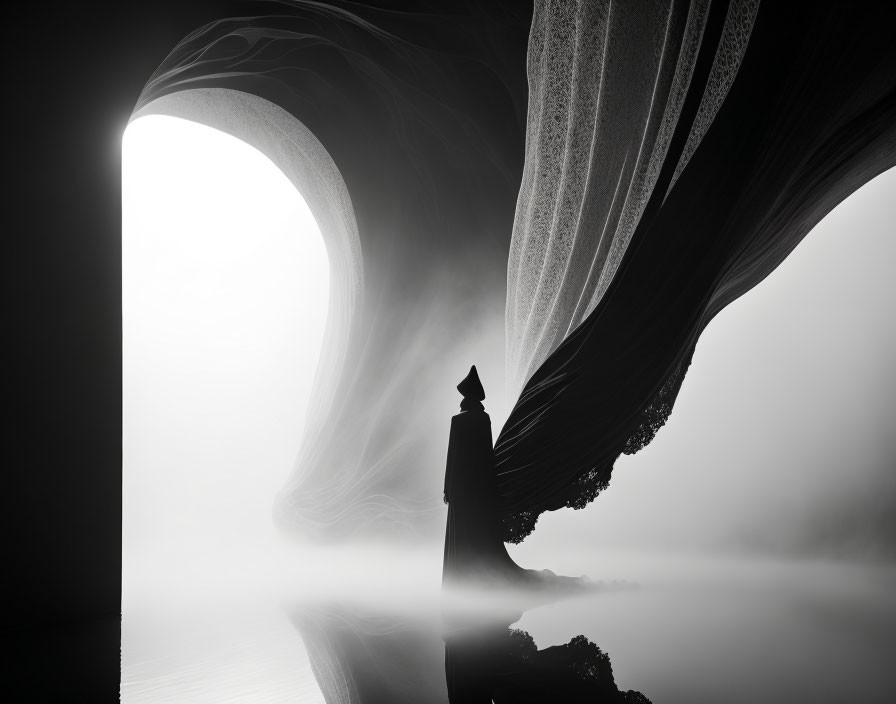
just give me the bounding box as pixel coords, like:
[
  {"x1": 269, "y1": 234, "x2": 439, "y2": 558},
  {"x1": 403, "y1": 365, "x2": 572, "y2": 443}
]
[{"x1": 443, "y1": 405, "x2": 520, "y2": 584}]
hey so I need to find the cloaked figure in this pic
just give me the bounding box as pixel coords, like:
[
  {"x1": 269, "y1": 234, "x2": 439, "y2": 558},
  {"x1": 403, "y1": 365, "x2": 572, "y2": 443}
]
[{"x1": 443, "y1": 366, "x2": 522, "y2": 586}]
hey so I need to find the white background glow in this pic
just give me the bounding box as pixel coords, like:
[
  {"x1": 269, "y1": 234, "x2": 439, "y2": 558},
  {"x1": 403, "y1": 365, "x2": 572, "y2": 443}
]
[
  {"x1": 121, "y1": 115, "x2": 330, "y2": 703},
  {"x1": 122, "y1": 114, "x2": 329, "y2": 560}
]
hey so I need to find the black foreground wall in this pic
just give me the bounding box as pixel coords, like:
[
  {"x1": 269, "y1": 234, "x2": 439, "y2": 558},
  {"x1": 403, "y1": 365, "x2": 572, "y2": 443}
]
[{"x1": 4, "y1": 3, "x2": 260, "y2": 700}]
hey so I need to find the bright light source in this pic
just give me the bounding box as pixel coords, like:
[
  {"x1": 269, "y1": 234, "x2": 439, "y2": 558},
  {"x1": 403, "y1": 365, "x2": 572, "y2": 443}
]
[{"x1": 122, "y1": 114, "x2": 330, "y2": 562}]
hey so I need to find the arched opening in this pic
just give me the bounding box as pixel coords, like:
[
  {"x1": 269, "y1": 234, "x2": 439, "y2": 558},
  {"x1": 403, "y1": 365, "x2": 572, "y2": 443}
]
[
  {"x1": 122, "y1": 113, "x2": 329, "y2": 559},
  {"x1": 121, "y1": 114, "x2": 330, "y2": 701}
]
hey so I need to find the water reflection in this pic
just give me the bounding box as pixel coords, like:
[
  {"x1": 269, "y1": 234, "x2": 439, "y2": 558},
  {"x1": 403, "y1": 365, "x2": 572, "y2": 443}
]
[
  {"x1": 291, "y1": 588, "x2": 650, "y2": 704},
  {"x1": 121, "y1": 551, "x2": 896, "y2": 702},
  {"x1": 445, "y1": 608, "x2": 650, "y2": 703}
]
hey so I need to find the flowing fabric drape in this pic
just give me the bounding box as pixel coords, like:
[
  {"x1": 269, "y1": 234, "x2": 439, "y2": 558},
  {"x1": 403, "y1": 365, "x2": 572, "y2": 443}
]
[{"x1": 496, "y1": 0, "x2": 896, "y2": 541}]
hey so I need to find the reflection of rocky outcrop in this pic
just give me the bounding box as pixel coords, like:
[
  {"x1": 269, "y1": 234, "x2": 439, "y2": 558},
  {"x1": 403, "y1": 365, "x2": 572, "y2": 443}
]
[
  {"x1": 445, "y1": 614, "x2": 649, "y2": 703},
  {"x1": 495, "y1": 632, "x2": 650, "y2": 703},
  {"x1": 292, "y1": 600, "x2": 648, "y2": 704}
]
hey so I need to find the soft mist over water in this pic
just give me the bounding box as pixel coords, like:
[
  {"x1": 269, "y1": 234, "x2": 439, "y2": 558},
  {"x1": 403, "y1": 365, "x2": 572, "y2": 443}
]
[{"x1": 121, "y1": 541, "x2": 896, "y2": 704}]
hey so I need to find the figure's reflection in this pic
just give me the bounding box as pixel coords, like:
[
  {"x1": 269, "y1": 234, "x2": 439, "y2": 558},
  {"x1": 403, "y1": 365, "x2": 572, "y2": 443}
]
[{"x1": 291, "y1": 600, "x2": 650, "y2": 704}]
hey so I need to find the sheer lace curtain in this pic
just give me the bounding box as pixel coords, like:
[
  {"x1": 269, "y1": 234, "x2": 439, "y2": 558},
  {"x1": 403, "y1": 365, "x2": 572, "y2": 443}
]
[{"x1": 496, "y1": 0, "x2": 896, "y2": 540}]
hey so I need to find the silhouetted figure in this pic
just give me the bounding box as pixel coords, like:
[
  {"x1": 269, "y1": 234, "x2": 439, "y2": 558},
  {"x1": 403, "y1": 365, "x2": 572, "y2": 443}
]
[{"x1": 443, "y1": 366, "x2": 522, "y2": 586}]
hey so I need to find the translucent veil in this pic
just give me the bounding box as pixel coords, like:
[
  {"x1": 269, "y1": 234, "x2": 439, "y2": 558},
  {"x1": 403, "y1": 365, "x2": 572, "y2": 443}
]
[{"x1": 496, "y1": 0, "x2": 896, "y2": 540}]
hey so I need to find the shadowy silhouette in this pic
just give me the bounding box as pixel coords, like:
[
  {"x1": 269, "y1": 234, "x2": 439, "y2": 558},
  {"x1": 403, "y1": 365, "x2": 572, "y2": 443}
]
[
  {"x1": 443, "y1": 366, "x2": 523, "y2": 586},
  {"x1": 443, "y1": 366, "x2": 595, "y2": 593}
]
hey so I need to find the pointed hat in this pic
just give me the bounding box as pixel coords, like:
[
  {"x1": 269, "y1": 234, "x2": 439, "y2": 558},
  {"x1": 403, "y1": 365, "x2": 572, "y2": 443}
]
[{"x1": 457, "y1": 365, "x2": 485, "y2": 401}]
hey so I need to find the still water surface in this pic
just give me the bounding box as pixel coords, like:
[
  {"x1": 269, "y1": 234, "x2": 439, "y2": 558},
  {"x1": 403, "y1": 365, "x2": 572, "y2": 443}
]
[{"x1": 121, "y1": 549, "x2": 896, "y2": 703}]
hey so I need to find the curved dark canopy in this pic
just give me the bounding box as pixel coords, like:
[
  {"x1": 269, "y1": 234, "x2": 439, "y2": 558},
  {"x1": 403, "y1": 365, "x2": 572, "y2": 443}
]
[{"x1": 494, "y1": 1, "x2": 896, "y2": 541}]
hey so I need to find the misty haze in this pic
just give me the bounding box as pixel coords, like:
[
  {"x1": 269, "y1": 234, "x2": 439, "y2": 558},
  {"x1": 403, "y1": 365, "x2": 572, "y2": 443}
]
[{"x1": 121, "y1": 116, "x2": 895, "y2": 703}]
